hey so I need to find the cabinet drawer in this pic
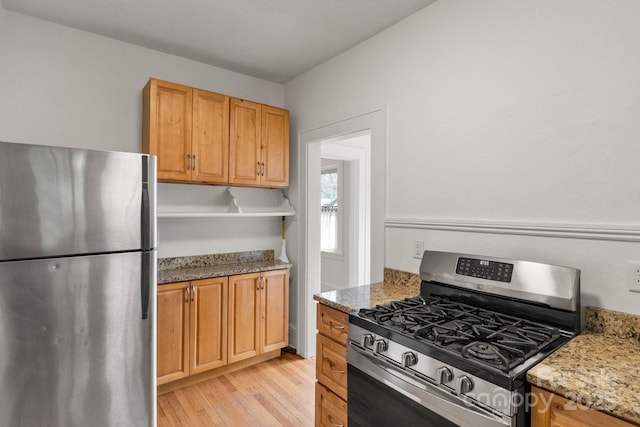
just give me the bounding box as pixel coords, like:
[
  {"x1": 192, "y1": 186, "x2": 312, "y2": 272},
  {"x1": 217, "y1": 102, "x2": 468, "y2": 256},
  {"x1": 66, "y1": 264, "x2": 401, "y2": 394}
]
[
  {"x1": 531, "y1": 386, "x2": 636, "y2": 427},
  {"x1": 317, "y1": 304, "x2": 349, "y2": 346},
  {"x1": 316, "y1": 333, "x2": 347, "y2": 400},
  {"x1": 315, "y1": 382, "x2": 347, "y2": 427}
]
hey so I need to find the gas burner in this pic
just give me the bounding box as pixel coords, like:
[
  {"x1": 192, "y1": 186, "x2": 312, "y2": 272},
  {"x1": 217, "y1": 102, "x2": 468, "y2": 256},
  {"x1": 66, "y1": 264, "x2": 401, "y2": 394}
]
[
  {"x1": 463, "y1": 342, "x2": 503, "y2": 361},
  {"x1": 357, "y1": 293, "x2": 565, "y2": 373}
]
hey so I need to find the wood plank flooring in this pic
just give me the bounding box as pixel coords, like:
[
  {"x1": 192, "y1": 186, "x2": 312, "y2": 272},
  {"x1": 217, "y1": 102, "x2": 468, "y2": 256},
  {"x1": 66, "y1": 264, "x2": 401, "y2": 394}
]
[{"x1": 158, "y1": 353, "x2": 316, "y2": 427}]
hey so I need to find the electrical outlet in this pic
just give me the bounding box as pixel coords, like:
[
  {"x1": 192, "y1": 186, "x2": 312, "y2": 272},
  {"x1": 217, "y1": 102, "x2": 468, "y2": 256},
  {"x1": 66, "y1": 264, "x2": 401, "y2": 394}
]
[
  {"x1": 413, "y1": 240, "x2": 424, "y2": 259},
  {"x1": 629, "y1": 263, "x2": 640, "y2": 287}
]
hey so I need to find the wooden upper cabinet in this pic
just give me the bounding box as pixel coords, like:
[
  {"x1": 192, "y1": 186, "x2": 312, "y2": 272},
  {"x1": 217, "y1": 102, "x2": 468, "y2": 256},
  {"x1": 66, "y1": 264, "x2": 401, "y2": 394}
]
[
  {"x1": 144, "y1": 78, "x2": 289, "y2": 188},
  {"x1": 229, "y1": 98, "x2": 262, "y2": 186},
  {"x1": 261, "y1": 106, "x2": 290, "y2": 188},
  {"x1": 143, "y1": 78, "x2": 229, "y2": 184},
  {"x1": 230, "y1": 98, "x2": 290, "y2": 188},
  {"x1": 192, "y1": 89, "x2": 230, "y2": 184},
  {"x1": 143, "y1": 79, "x2": 192, "y2": 181}
]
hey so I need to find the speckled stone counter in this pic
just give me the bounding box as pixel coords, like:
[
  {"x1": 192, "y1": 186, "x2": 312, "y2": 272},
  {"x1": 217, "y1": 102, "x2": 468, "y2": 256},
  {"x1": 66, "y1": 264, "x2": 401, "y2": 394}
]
[
  {"x1": 158, "y1": 250, "x2": 291, "y2": 285},
  {"x1": 313, "y1": 268, "x2": 421, "y2": 313},
  {"x1": 527, "y1": 307, "x2": 640, "y2": 425}
]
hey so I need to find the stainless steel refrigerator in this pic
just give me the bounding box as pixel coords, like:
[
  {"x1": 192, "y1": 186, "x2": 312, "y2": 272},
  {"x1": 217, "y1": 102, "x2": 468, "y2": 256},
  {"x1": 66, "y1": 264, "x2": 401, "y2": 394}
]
[{"x1": 0, "y1": 140, "x2": 157, "y2": 426}]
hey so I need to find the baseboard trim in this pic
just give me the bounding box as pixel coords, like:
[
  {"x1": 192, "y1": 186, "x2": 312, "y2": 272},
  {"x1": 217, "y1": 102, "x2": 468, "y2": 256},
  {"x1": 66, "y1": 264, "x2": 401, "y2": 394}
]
[{"x1": 157, "y1": 349, "x2": 282, "y2": 395}]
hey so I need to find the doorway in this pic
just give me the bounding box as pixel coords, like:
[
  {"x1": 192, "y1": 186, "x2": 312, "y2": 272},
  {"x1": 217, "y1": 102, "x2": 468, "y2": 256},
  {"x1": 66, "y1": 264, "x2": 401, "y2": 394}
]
[
  {"x1": 320, "y1": 132, "x2": 371, "y2": 292},
  {"x1": 298, "y1": 108, "x2": 386, "y2": 358}
]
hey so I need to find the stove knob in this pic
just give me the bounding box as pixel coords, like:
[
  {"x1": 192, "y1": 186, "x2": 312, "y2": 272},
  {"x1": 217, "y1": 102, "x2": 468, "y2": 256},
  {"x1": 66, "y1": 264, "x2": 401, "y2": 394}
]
[
  {"x1": 457, "y1": 375, "x2": 474, "y2": 394},
  {"x1": 401, "y1": 352, "x2": 417, "y2": 367},
  {"x1": 362, "y1": 334, "x2": 375, "y2": 348},
  {"x1": 436, "y1": 366, "x2": 453, "y2": 385},
  {"x1": 375, "y1": 339, "x2": 388, "y2": 353}
]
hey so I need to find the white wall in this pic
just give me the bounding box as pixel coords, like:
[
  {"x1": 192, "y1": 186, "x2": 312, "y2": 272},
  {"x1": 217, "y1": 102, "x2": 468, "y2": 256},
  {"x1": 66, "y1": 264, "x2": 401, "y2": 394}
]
[
  {"x1": 285, "y1": 0, "x2": 640, "y2": 315},
  {"x1": 0, "y1": 7, "x2": 288, "y2": 277},
  {"x1": 0, "y1": 8, "x2": 284, "y2": 153}
]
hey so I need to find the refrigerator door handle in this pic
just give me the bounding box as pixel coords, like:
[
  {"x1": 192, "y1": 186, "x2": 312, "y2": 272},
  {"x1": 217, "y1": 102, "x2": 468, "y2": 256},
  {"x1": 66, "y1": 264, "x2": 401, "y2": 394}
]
[
  {"x1": 141, "y1": 155, "x2": 157, "y2": 251},
  {"x1": 141, "y1": 250, "x2": 156, "y2": 320},
  {"x1": 141, "y1": 252, "x2": 150, "y2": 320}
]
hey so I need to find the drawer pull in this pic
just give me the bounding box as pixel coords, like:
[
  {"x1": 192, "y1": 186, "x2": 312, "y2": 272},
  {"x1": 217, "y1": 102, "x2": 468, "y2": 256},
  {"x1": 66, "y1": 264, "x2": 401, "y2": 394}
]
[
  {"x1": 329, "y1": 321, "x2": 345, "y2": 331},
  {"x1": 324, "y1": 358, "x2": 345, "y2": 374},
  {"x1": 328, "y1": 415, "x2": 344, "y2": 427}
]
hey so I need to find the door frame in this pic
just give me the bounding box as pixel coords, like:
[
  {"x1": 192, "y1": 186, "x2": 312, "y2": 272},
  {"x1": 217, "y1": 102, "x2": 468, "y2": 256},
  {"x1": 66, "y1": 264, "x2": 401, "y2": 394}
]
[{"x1": 297, "y1": 107, "x2": 386, "y2": 358}]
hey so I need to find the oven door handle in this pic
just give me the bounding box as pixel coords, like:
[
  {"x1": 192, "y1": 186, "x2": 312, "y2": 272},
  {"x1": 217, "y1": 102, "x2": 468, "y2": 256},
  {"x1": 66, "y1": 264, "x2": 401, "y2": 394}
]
[{"x1": 348, "y1": 344, "x2": 515, "y2": 427}]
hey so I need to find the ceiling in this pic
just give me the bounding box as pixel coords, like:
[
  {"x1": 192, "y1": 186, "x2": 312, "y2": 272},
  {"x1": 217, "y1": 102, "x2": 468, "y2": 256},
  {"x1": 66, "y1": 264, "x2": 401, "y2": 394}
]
[{"x1": 1, "y1": 0, "x2": 436, "y2": 83}]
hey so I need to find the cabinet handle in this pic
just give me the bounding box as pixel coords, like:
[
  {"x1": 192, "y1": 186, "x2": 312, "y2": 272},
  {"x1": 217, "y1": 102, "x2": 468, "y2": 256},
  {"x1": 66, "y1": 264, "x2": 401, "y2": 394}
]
[
  {"x1": 187, "y1": 154, "x2": 191, "y2": 170},
  {"x1": 257, "y1": 161, "x2": 260, "y2": 176},
  {"x1": 329, "y1": 321, "x2": 345, "y2": 331},
  {"x1": 328, "y1": 415, "x2": 344, "y2": 427},
  {"x1": 185, "y1": 287, "x2": 190, "y2": 302},
  {"x1": 191, "y1": 285, "x2": 196, "y2": 301},
  {"x1": 261, "y1": 162, "x2": 265, "y2": 176},
  {"x1": 193, "y1": 155, "x2": 197, "y2": 173},
  {"x1": 323, "y1": 357, "x2": 345, "y2": 374}
]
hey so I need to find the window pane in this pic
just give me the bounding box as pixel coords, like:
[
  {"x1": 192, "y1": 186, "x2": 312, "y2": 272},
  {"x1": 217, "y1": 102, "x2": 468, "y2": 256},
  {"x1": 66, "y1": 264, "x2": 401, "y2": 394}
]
[
  {"x1": 321, "y1": 172, "x2": 338, "y2": 207},
  {"x1": 321, "y1": 171, "x2": 338, "y2": 252}
]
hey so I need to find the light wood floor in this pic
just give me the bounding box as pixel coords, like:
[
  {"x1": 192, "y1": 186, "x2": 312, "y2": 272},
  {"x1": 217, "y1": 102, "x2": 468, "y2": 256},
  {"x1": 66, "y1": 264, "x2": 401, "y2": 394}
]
[{"x1": 158, "y1": 353, "x2": 316, "y2": 427}]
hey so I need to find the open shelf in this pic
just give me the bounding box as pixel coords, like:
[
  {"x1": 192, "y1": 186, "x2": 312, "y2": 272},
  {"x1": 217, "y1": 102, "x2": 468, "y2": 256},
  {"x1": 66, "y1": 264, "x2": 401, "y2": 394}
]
[{"x1": 157, "y1": 184, "x2": 295, "y2": 220}]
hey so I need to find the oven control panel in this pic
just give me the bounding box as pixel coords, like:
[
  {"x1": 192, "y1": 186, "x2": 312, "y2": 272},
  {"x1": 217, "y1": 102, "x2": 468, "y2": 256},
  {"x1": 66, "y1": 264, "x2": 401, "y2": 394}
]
[{"x1": 456, "y1": 257, "x2": 513, "y2": 283}]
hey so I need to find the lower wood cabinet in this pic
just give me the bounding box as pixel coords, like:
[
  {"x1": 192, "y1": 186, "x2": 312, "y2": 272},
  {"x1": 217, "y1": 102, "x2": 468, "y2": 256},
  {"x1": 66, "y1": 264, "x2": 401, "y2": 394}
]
[
  {"x1": 316, "y1": 334, "x2": 347, "y2": 401},
  {"x1": 530, "y1": 386, "x2": 635, "y2": 427},
  {"x1": 228, "y1": 270, "x2": 289, "y2": 364},
  {"x1": 158, "y1": 269, "x2": 289, "y2": 386},
  {"x1": 316, "y1": 382, "x2": 348, "y2": 427},
  {"x1": 157, "y1": 277, "x2": 228, "y2": 385},
  {"x1": 315, "y1": 303, "x2": 349, "y2": 427}
]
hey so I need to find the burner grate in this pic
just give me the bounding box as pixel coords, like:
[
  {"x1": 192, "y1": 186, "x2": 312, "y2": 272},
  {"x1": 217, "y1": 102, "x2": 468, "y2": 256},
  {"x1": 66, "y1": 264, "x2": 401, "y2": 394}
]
[{"x1": 357, "y1": 295, "x2": 562, "y2": 373}]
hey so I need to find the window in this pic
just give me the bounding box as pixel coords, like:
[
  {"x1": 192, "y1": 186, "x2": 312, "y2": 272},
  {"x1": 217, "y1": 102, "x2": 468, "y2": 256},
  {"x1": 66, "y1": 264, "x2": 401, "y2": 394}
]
[{"x1": 321, "y1": 168, "x2": 339, "y2": 253}]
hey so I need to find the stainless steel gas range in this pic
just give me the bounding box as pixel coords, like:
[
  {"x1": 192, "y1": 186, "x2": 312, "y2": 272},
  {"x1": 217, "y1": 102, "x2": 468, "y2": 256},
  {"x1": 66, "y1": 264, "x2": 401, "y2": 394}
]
[{"x1": 347, "y1": 250, "x2": 581, "y2": 427}]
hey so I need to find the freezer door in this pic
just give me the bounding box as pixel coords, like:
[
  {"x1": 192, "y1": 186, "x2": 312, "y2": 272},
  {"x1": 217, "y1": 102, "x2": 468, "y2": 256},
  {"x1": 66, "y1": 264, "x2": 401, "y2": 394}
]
[
  {"x1": 0, "y1": 141, "x2": 157, "y2": 260},
  {"x1": 0, "y1": 251, "x2": 156, "y2": 427}
]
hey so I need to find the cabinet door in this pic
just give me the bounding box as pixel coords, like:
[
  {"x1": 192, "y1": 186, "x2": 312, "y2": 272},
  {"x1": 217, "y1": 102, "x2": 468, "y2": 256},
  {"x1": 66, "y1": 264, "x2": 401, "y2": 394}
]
[
  {"x1": 228, "y1": 272, "x2": 260, "y2": 363},
  {"x1": 261, "y1": 105, "x2": 290, "y2": 188},
  {"x1": 192, "y1": 89, "x2": 229, "y2": 184},
  {"x1": 157, "y1": 282, "x2": 190, "y2": 385},
  {"x1": 189, "y1": 277, "x2": 228, "y2": 375},
  {"x1": 143, "y1": 79, "x2": 192, "y2": 182},
  {"x1": 530, "y1": 386, "x2": 635, "y2": 427},
  {"x1": 229, "y1": 98, "x2": 261, "y2": 186},
  {"x1": 261, "y1": 269, "x2": 289, "y2": 353}
]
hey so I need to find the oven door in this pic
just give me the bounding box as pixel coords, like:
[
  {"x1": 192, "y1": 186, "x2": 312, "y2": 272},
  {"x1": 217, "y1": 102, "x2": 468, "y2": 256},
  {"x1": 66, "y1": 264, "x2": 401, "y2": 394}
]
[{"x1": 347, "y1": 344, "x2": 515, "y2": 427}]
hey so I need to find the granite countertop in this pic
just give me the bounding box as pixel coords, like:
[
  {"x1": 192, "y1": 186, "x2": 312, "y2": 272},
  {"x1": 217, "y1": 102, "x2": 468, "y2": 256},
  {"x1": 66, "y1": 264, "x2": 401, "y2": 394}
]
[
  {"x1": 158, "y1": 250, "x2": 291, "y2": 285},
  {"x1": 313, "y1": 268, "x2": 421, "y2": 313},
  {"x1": 527, "y1": 307, "x2": 640, "y2": 425}
]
